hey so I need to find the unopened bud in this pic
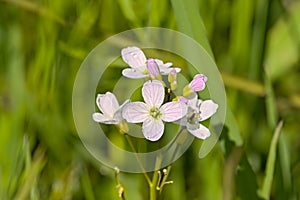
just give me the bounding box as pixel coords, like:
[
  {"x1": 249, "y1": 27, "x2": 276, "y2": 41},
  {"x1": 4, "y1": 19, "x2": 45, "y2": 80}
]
[
  {"x1": 168, "y1": 69, "x2": 178, "y2": 90},
  {"x1": 189, "y1": 74, "x2": 207, "y2": 92},
  {"x1": 183, "y1": 74, "x2": 207, "y2": 97},
  {"x1": 146, "y1": 59, "x2": 162, "y2": 80}
]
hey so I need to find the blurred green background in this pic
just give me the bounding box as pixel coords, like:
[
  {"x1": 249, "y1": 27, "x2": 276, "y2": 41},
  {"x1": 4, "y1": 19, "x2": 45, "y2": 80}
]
[{"x1": 1, "y1": 0, "x2": 300, "y2": 199}]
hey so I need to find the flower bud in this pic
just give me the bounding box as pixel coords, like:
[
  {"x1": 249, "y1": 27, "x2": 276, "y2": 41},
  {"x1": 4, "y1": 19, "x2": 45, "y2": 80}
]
[
  {"x1": 183, "y1": 74, "x2": 207, "y2": 97},
  {"x1": 146, "y1": 58, "x2": 162, "y2": 80},
  {"x1": 172, "y1": 96, "x2": 188, "y2": 103},
  {"x1": 168, "y1": 69, "x2": 178, "y2": 90},
  {"x1": 178, "y1": 96, "x2": 188, "y2": 103},
  {"x1": 189, "y1": 74, "x2": 207, "y2": 91}
]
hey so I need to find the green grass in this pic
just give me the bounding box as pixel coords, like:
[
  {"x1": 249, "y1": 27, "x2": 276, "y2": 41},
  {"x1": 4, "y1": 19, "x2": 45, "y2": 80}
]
[{"x1": 0, "y1": 0, "x2": 300, "y2": 199}]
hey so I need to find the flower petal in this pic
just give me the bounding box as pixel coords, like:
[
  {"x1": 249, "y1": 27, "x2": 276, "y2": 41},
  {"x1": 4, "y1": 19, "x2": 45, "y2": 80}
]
[
  {"x1": 122, "y1": 102, "x2": 149, "y2": 123},
  {"x1": 142, "y1": 80, "x2": 165, "y2": 107},
  {"x1": 122, "y1": 68, "x2": 148, "y2": 79},
  {"x1": 142, "y1": 118, "x2": 164, "y2": 141},
  {"x1": 159, "y1": 67, "x2": 181, "y2": 75},
  {"x1": 186, "y1": 122, "x2": 199, "y2": 130},
  {"x1": 121, "y1": 46, "x2": 147, "y2": 69},
  {"x1": 199, "y1": 100, "x2": 218, "y2": 121},
  {"x1": 160, "y1": 102, "x2": 187, "y2": 122},
  {"x1": 173, "y1": 117, "x2": 188, "y2": 126},
  {"x1": 146, "y1": 59, "x2": 160, "y2": 78},
  {"x1": 92, "y1": 113, "x2": 119, "y2": 124},
  {"x1": 189, "y1": 74, "x2": 207, "y2": 92},
  {"x1": 113, "y1": 99, "x2": 130, "y2": 121},
  {"x1": 96, "y1": 92, "x2": 119, "y2": 117},
  {"x1": 154, "y1": 59, "x2": 173, "y2": 68},
  {"x1": 187, "y1": 95, "x2": 199, "y2": 111},
  {"x1": 188, "y1": 124, "x2": 211, "y2": 139}
]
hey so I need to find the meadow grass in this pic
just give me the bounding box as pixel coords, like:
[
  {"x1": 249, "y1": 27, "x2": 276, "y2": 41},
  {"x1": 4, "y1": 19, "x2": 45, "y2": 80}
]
[{"x1": 0, "y1": 0, "x2": 300, "y2": 199}]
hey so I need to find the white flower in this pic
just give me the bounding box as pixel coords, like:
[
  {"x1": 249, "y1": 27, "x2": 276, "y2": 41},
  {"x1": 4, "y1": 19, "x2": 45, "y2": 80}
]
[
  {"x1": 176, "y1": 95, "x2": 218, "y2": 139},
  {"x1": 122, "y1": 80, "x2": 187, "y2": 141},
  {"x1": 92, "y1": 92, "x2": 129, "y2": 124},
  {"x1": 121, "y1": 46, "x2": 181, "y2": 79}
]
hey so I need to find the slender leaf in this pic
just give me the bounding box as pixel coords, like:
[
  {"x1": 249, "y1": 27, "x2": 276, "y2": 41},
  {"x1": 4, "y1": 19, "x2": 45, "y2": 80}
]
[{"x1": 258, "y1": 120, "x2": 283, "y2": 199}]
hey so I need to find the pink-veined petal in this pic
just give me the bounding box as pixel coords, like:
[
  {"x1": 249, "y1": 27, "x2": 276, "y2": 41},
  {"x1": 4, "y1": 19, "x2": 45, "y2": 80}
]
[
  {"x1": 113, "y1": 99, "x2": 130, "y2": 121},
  {"x1": 92, "y1": 113, "x2": 119, "y2": 124},
  {"x1": 178, "y1": 96, "x2": 188, "y2": 103},
  {"x1": 142, "y1": 80, "x2": 165, "y2": 107},
  {"x1": 186, "y1": 122, "x2": 199, "y2": 130},
  {"x1": 199, "y1": 100, "x2": 218, "y2": 121},
  {"x1": 173, "y1": 117, "x2": 188, "y2": 126},
  {"x1": 96, "y1": 92, "x2": 119, "y2": 117},
  {"x1": 122, "y1": 68, "x2": 148, "y2": 79},
  {"x1": 160, "y1": 102, "x2": 187, "y2": 122},
  {"x1": 121, "y1": 46, "x2": 147, "y2": 69},
  {"x1": 189, "y1": 74, "x2": 207, "y2": 92},
  {"x1": 142, "y1": 118, "x2": 164, "y2": 141},
  {"x1": 187, "y1": 95, "x2": 199, "y2": 111},
  {"x1": 159, "y1": 67, "x2": 181, "y2": 75},
  {"x1": 154, "y1": 59, "x2": 173, "y2": 68},
  {"x1": 122, "y1": 102, "x2": 149, "y2": 123},
  {"x1": 188, "y1": 124, "x2": 211, "y2": 139},
  {"x1": 146, "y1": 59, "x2": 160, "y2": 78}
]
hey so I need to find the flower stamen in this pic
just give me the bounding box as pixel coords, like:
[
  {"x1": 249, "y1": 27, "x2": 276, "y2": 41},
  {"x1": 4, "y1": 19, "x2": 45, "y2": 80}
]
[
  {"x1": 187, "y1": 110, "x2": 200, "y2": 124},
  {"x1": 149, "y1": 107, "x2": 162, "y2": 119}
]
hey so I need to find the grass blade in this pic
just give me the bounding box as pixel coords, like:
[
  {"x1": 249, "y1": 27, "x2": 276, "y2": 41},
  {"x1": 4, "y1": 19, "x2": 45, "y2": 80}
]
[
  {"x1": 258, "y1": 120, "x2": 283, "y2": 199},
  {"x1": 171, "y1": 0, "x2": 213, "y2": 58}
]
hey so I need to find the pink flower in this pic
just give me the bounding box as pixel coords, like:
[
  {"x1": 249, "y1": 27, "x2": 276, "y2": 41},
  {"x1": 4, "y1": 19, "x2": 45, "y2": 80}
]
[
  {"x1": 183, "y1": 74, "x2": 208, "y2": 97},
  {"x1": 121, "y1": 46, "x2": 181, "y2": 79},
  {"x1": 176, "y1": 95, "x2": 218, "y2": 139},
  {"x1": 92, "y1": 92, "x2": 129, "y2": 124},
  {"x1": 178, "y1": 96, "x2": 188, "y2": 103},
  {"x1": 122, "y1": 80, "x2": 187, "y2": 141},
  {"x1": 189, "y1": 74, "x2": 208, "y2": 92}
]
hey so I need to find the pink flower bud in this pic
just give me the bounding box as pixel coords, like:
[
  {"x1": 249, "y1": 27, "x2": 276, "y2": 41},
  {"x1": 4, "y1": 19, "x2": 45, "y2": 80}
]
[
  {"x1": 146, "y1": 58, "x2": 160, "y2": 78},
  {"x1": 178, "y1": 96, "x2": 188, "y2": 103},
  {"x1": 189, "y1": 74, "x2": 207, "y2": 92},
  {"x1": 170, "y1": 68, "x2": 177, "y2": 76}
]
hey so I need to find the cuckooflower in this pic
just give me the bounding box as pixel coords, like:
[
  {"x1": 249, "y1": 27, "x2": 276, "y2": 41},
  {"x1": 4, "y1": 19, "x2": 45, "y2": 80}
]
[
  {"x1": 183, "y1": 74, "x2": 208, "y2": 97},
  {"x1": 92, "y1": 92, "x2": 129, "y2": 124},
  {"x1": 176, "y1": 95, "x2": 218, "y2": 139},
  {"x1": 121, "y1": 46, "x2": 181, "y2": 79},
  {"x1": 122, "y1": 80, "x2": 187, "y2": 141},
  {"x1": 146, "y1": 58, "x2": 162, "y2": 80}
]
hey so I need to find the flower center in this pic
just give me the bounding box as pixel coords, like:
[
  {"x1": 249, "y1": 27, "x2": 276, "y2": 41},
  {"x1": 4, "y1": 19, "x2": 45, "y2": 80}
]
[
  {"x1": 142, "y1": 69, "x2": 149, "y2": 75},
  {"x1": 149, "y1": 107, "x2": 162, "y2": 119},
  {"x1": 187, "y1": 110, "x2": 200, "y2": 124}
]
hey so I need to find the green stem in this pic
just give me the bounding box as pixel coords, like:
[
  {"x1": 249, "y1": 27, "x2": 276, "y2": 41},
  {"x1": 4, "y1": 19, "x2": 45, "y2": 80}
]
[
  {"x1": 165, "y1": 127, "x2": 185, "y2": 153},
  {"x1": 150, "y1": 170, "x2": 159, "y2": 200},
  {"x1": 158, "y1": 166, "x2": 172, "y2": 194},
  {"x1": 124, "y1": 134, "x2": 151, "y2": 185},
  {"x1": 150, "y1": 153, "x2": 164, "y2": 200},
  {"x1": 114, "y1": 167, "x2": 126, "y2": 200}
]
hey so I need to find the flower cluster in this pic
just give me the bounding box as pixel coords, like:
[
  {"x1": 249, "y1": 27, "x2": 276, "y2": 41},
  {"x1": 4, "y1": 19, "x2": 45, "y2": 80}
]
[{"x1": 93, "y1": 46, "x2": 218, "y2": 141}]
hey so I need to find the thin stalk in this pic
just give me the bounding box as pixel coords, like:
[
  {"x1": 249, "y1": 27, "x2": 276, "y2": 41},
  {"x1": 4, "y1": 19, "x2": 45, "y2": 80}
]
[
  {"x1": 165, "y1": 127, "x2": 185, "y2": 153},
  {"x1": 149, "y1": 128, "x2": 184, "y2": 200},
  {"x1": 158, "y1": 166, "x2": 173, "y2": 194},
  {"x1": 124, "y1": 134, "x2": 151, "y2": 185},
  {"x1": 150, "y1": 171, "x2": 159, "y2": 200},
  {"x1": 114, "y1": 167, "x2": 126, "y2": 200}
]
